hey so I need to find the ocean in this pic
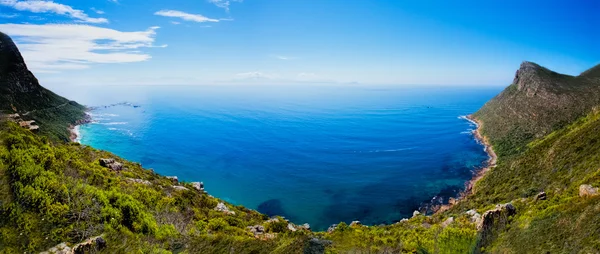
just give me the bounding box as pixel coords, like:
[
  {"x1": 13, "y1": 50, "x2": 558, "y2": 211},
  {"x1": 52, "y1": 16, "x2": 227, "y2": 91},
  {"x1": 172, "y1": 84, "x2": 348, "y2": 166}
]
[{"x1": 59, "y1": 84, "x2": 500, "y2": 230}]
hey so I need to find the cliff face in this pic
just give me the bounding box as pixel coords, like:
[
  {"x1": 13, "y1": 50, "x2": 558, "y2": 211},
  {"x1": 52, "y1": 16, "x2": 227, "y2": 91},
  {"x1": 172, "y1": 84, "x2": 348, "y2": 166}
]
[
  {"x1": 0, "y1": 31, "x2": 86, "y2": 140},
  {"x1": 473, "y1": 61, "x2": 600, "y2": 156}
]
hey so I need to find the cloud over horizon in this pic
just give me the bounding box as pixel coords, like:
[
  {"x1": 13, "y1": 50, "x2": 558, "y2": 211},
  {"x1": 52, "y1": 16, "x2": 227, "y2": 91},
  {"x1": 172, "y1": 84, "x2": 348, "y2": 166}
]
[{"x1": 0, "y1": 23, "x2": 164, "y2": 72}]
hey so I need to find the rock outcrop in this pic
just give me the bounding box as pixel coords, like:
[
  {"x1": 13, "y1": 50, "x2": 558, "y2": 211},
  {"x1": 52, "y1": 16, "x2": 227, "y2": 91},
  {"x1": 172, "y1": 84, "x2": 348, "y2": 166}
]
[
  {"x1": 476, "y1": 203, "x2": 517, "y2": 250},
  {"x1": 191, "y1": 181, "x2": 204, "y2": 192},
  {"x1": 99, "y1": 158, "x2": 123, "y2": 171},
  {"x1": 579, "y1": 184, "x2": 599, "y2": 197},
  {"x1": 40, "y1": 235, "x2": 106, "y2": 254},
  {"x1": 215, "y1": 202, "x2": 235, "y2": 215}
]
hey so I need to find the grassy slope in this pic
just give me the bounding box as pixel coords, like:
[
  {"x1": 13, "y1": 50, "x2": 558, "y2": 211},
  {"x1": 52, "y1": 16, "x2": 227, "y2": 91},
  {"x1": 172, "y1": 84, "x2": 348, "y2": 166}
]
[
  {"x1": 472, "y1": 62, "x2": 600, "y2": 157},
  {"x1": 453, "y1": 63, "x2": 600, "y2": 253},
  {"x1": 452, "y1": 109, "x2": 600, "y2": 253}
]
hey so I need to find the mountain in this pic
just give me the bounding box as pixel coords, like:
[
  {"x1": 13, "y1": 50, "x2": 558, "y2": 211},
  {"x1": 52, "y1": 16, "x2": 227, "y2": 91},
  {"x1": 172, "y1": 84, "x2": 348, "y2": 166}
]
[
  {"x1": 472, "y1": 61, "x2": 600, "y2": 157},
  {"x1": 0, "y1": 32, "x2": 87, "y2": 141},
  {"x1": 1, "y1": 30, "x2": 599, "y2": 253}
]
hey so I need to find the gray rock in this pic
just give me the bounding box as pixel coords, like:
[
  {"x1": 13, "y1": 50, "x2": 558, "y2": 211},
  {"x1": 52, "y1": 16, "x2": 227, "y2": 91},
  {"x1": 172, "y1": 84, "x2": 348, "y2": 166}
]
[
  {"x1": 166, "y1": 176, "x2": 179, "y2": 184},
  {"x1": 466, "y1": 209, "x2": 482, "y2": 224},
  {"x1": 298, "y1": 223, "x2": 311, "y2": 230},
  {"x1": 172, "y1": 186, "x2": 189, "y2": 191},
  {"x1": 412, "y1": 210, "x2": 421, "y2": 217},
  {"x1": 126, "y1": 178, "x2": 151, "y2": 185},
  {"x1": 99, "y1": 158, "x2": 123, "y2": 171},
  {"x1": 535, "y1": 191, "x2": 547, "y2": 200},
  {"x1": 191, "y1": 181, "x2": 204, "y2": 191},
  {"x1": 441, "y1": 217, "x2": 454, "y2": 228},
  {"x1": 349, "y1": 221, "x2": 361, "y2": 227},
  {"x1": 478, "y1": 203, "x2": 516, "y2": 231},
  {"x1": 579, "y1": 184, "x2": 599, "y2": 197},
  {"x1": 327, "y1": 224, "x2": 337, "y2": 233},
  {"x1": 215, "y1": 202, "x2": 235, "y2": 215},
  {"x1": 287, "y1": 223, "x2": 297, "y2": 232},
  {"x1": 247, "y1": 225, "x2": 265, "y2": 235}
]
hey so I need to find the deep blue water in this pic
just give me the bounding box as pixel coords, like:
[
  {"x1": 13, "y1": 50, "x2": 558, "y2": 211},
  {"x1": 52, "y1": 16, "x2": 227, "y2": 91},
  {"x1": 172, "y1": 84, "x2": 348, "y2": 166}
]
[{"x1": 61, "y1": 84, "x2": 500, "y2": 230}]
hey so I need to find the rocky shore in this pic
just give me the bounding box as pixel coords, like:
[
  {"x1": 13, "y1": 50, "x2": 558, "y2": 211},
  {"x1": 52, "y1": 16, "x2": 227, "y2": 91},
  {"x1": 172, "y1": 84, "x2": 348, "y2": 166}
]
[{"x1": 463, "y1": 114, "x2": 497, "y2": 196}]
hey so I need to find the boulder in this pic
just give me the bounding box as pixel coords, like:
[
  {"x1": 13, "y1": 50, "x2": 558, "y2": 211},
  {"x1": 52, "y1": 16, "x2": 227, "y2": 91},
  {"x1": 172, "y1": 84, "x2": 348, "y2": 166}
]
[
  {"x1": 441, "y1": 217, "x2": 454, "y2": 228},
  {"x1": 73, "y1": 235, "x2": 107, "y2": 254},
  {"x1": 579, "y1": 184, "x2": 599, "y2": 197},
  {"x1": 191, "y1": 181, "x2": 204, "y2": 191},
  {"x1": 247, "y1": 225, "x2": 265, "y2": 236},
  {"x1": 298, "y1": 223, "x2": 311, "y2": 230},
  {"x1": 40, "y1": 242, "x2": 71, "y2": 254},
  {"x1": 327, "y1": 224, "x2": 337, "y2": 233},
  {"x1": 126, "y1": 178, "x2": 151, "y2": 185},
  {"x1": 412, "y1": 210, "x2": 421, "y2": 217},
  {"x1": 477, "y1": 203, "x2": 516, "y2": 231},
  {"x1": 465, "y1": 209, "x2": 482, "y2": 224},
  {"x1": 99, "y1": 158, "x2": 123, "y2": 171},
  {"x1": 349, "y1": 221, "x2": 361, "y2": 227},
  {"x1": 172, "y1": 186, "x2": 189, "y2": 191},
  {"x1": 166, "y1": 176, "x2": 178, "y2": 184},
  {"x1": 535, "y1": 191, "x2": 547, "y2": 201},
  {"x1": 287, "y1": 223, "x2": 297, "y2": 232},
  {"x1": 215, "y1": 202, "x2": 235, "y2": 215}
]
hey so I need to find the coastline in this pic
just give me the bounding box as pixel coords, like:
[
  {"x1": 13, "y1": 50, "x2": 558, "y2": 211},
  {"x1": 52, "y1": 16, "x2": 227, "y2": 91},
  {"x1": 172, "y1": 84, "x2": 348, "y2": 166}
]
[
  {"x1": 463, "y1": 114, "x2": 497, "y2": 196},
  {"x1": 69, "y1": 112, "x2": 92, "y2": 143},
  {"x1": 428, "y1": 115, "x2": 497, "y2": 214}
]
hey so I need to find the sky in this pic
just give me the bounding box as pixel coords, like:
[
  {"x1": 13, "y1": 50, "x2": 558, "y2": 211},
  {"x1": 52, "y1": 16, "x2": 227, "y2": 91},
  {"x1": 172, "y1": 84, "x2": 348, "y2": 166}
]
[{"x1": 0, "y1": 0, "x2": 598, "y2": 86}]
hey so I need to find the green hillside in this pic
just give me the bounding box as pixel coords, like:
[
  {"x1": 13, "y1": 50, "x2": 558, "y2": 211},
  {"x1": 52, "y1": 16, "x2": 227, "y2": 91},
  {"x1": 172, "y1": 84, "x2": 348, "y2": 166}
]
[
  {"x1": 472, "y1": 61, "x2": 600, "y2": 157},
  {"x1": 1, "y1": 30, "x2": 600, "y2": 253}
]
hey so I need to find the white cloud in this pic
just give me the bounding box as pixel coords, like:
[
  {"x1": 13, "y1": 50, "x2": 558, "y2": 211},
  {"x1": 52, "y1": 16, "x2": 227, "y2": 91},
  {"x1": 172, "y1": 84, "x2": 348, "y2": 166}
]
[
  {"x1": 170, "y1": 21, "x2": 181, "y2": 25},
  {"x1": 108, "y1": 0, "x2": 118, "y2": 3},
  {"x1": 208, "y1": 0, "x2": 242, "y2": 12},
  {"x1": 90, "y1": 7, "x2": 104, "y2": 15},
  {"x1": 0, "y1": 0, "x2": 108, "y2": 23},
  {"x1": 154, "y1": 10, "x2": 219, "y2": 23},
  {"x1": 0, "y1": 23, "x2": 164, "y2": 72},
  {"x1": 235, "y1": 71, "x2": 275, "y2": 80}
]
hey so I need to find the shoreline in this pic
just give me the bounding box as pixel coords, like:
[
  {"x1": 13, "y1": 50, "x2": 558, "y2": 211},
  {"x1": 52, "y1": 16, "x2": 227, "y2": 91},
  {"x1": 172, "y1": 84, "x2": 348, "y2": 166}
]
[
  {"x1": 69, "y1": 112, "x2": 92, "y2": 143},
  {"x1": 430, "y1": 115, "x2": 497, "y2": 214},
  {"x1": 462, "y1": 114, "x2": 497, "y2": 196}
]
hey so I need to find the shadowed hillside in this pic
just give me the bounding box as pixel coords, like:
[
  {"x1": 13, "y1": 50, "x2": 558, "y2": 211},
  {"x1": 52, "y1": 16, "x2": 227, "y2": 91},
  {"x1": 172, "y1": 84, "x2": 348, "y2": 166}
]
[{"x1": 0, "y1": 32, "x2": 87, "y2": 141}]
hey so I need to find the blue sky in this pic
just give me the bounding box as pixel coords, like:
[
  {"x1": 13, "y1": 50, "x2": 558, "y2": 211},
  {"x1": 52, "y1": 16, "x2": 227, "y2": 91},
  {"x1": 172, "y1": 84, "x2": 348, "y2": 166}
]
[{"x1": 0, "y1": 0, "x2": 598, "y2": 86}]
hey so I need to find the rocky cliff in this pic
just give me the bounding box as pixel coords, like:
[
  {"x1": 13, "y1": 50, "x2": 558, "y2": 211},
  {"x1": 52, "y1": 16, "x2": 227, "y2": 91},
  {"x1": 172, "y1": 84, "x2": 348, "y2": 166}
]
[
  {"x1": 0, "y1": 31, "x2": 87, "y2": 141},
  {"x1": 472, "y1": 61, "x2": 600, "y2": 156}
]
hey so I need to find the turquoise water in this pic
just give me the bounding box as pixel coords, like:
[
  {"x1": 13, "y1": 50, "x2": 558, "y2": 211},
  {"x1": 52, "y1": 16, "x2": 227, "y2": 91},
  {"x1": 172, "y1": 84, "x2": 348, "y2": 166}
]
[{"x1": 68, "y1": 84, "x2": 499, "y2": 230}]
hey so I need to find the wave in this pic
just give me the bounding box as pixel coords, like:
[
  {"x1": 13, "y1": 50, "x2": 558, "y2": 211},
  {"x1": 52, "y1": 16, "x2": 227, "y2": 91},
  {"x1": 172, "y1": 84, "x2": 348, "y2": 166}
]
[
  {"x1": 73, "y1": 126, "x2": 81, "y2": 143},
  {"x1": 108, "y1": 128, "x2": 118, "y2": 131},
  {"x1": 355, "y1": 147, "x2": 416, "y2": 153},
  {"x1": 102, "y1": 122, "x2": 128, "y2": 125},
  {"x1": 458, "y1": 115, "x2": 478, "y2": 127},
  {"x1": 89, "y1": 113, "x2": 119, "y2": 117}
]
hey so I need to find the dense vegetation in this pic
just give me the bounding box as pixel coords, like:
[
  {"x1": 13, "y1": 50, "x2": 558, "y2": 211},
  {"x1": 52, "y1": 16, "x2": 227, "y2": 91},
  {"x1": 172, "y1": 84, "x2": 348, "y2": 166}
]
[{"x1": 1, "y1": 29, "x2": 600, "y2": 253}]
